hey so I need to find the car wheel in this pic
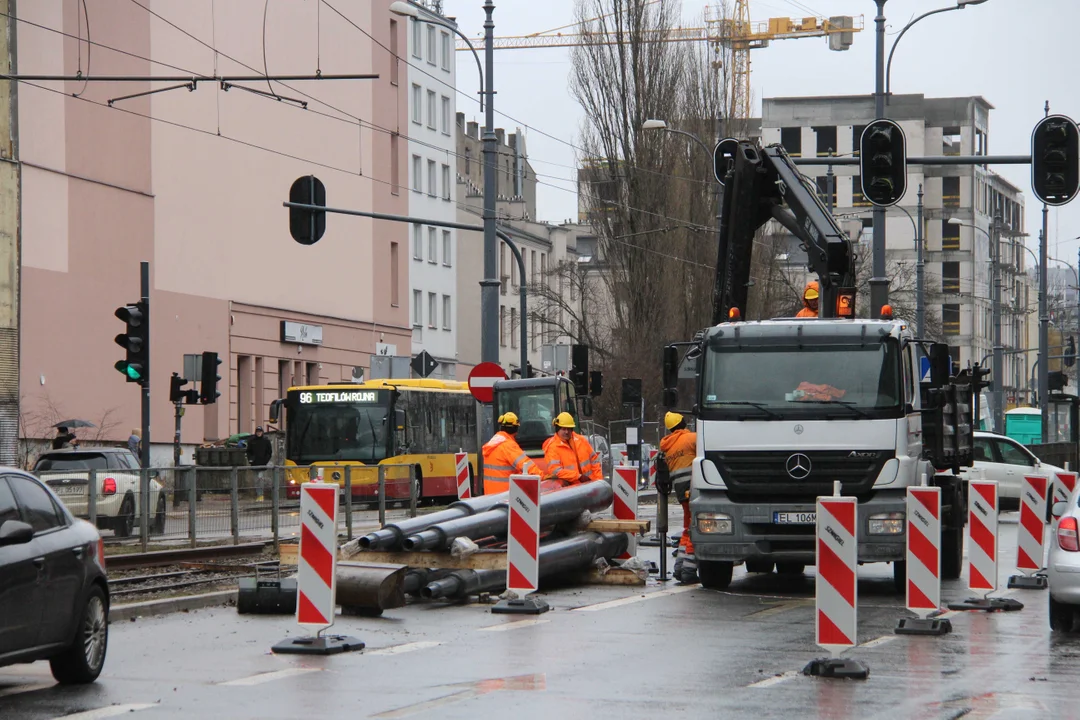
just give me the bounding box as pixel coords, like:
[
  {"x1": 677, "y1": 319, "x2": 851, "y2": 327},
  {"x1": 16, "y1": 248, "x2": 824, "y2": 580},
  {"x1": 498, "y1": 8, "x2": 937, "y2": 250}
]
[
  {"x1": 1049, "y1": 596, "x2": 1077, "y2": 632},
  {"x1": 152, "y1": 494, "x2": 166, "y2": 535},
  {"x1": 698, "y1": 560, "x2": 734, "y2": 590},
  {"x1": 49, "y1": 585, "x2": 108, "y2": 684},
  {"x1": 941, "y1": 524, "x2": 964, "y2": 580},
  {"x1": 114, "y1": 495, "x2": 134, "y2": 538},
  {"x1": 776, "y1": 562, "x2": 806, "y2": 576}
]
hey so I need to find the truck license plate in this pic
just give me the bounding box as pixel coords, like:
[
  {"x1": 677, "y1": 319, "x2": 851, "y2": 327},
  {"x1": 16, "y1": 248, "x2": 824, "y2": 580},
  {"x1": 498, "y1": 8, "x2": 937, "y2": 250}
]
[{"x1": 773, "y1": 511, "x2": 816, "y2": 525}]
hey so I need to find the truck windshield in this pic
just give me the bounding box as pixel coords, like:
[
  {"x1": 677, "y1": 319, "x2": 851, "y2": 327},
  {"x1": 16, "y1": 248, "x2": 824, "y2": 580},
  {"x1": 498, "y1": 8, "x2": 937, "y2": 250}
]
[
  {"x1": 495, "y1": 387, "x2": 559, "y2": 450},
  {"x1": 287, "y1": 403, "x2": 390, "y2": 464},
  {"x1": 701, "y1": 340, "x2": 901, "y2": 419}
]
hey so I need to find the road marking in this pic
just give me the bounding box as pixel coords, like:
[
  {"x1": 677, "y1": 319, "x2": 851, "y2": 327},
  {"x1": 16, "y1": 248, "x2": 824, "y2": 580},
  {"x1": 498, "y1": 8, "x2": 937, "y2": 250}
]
[
  {"x1": 745, "y1": 599, "x2": 813, "y2": 619},
  {"x1": 50, "y1": 704, "x2": 158, "y2": 719},
  {"x1": 218, "y1": 667, "x2": 322, "y2": 686},
  {"x1": 479, "y1": 617, "x2": 551, "y2": 632},
  {"x1": 367, "y1": 641, "x2": 444, "y2": 655},
  {"x1": 572, "y1": 584, "x2": 699, "y2": 612},
  {"x1": 858, "y1": 635, "x2": 898, "y2": 649},
  {"x1": 0, "y1": 682, "x2": 52, "y2": 698},
  {"x1": 373, "y1": 674, "x2": 544, "y2": 719},
  {"x1": 747, "y1": 671, "x2": 800, "y2": 688}
]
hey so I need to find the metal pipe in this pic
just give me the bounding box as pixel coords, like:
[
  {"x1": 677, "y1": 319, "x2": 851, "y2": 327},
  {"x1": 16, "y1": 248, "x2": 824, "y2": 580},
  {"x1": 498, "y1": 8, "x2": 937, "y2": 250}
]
[
  {"x1": 336, "y1": 562, "x2": 407, "y2": 611},
  {"x1": 916, "y1": 184, "x2": 925, "y2": 337},
  {"x1": 422, "y1": 568, "x2": 505, "y2": 600},
  {"x1": 356, "y1": 492, "x2": 507, "y2": 550}
]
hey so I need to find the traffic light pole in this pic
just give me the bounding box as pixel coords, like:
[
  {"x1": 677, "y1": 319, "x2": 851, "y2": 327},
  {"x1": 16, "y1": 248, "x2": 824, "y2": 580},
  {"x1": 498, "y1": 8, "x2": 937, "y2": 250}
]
[
  {"x1": 871, "y1": 0, "x2": 889, "y2": 318},
  {"x1": 140, "y1": 261, "x2": 151, "y2": 551},
  {"x1": 1040, "y1": 209, "x2": 1050, "y2": 440},
  {"x1": 991, "y1": 216, "x2": 1004, "y2": 435}
]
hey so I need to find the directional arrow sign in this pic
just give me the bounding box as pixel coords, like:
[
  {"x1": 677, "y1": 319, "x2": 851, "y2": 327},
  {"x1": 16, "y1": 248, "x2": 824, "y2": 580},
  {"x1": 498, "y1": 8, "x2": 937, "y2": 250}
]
[{"x1": 411, "y1": 350, "x2": 438, "y2": 378}]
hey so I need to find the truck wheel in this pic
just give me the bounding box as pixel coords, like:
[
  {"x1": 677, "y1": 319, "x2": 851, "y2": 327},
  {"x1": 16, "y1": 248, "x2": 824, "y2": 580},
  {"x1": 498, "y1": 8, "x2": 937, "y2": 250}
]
[
  {"x1": 892, "y1": 561, "x2": 906, "y2": 595},
  {"x1": 745, "y1": 559, "x2": 774, "y2": 574},
  {"x1": 114, "y1": 495, "x2": 135, "y2": 538},
  {"x1": 1049, "y1": 596, "x2": 1077, "y2": 632},
  {"x1": 941, "y1": 524, "x2": 964, "y2": 580},
  {"x1": 698, "y1": 560, "x2": 733, "y2": 590},
  {"x1": 776, "y1": 562, "x2": 805, "y2": 576}
]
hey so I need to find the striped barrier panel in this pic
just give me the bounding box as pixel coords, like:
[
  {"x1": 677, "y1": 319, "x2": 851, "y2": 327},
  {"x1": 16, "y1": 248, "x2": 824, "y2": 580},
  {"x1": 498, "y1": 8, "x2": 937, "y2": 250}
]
[
  {"x1": 967, "y1": 480, "x2": 998, "y2": 595},
  {"x1": 297, "y1": 482, "x2": 339, "y2": 633},
  {"x1": 506, "y1": 474, "x2": 542, "y2": 597},
  {"x1": 455, "y1": 452, "x2": 471, "y2": 500},
  {"x1": 906, "y1": 487, "x2": 941, "y2": 618},
  {"x1": 1016, "y1": 475, "x2": 1049, "y2": 575},
  {"x1": 613, "y1": 466, "x2": 639, "y2": 560},
  {"x1": 1054, "y1": 471, "x2": 1078, "y2": 507},
  {"x1": 815, "y1": 496, "x2": 858, "y2": 654}
]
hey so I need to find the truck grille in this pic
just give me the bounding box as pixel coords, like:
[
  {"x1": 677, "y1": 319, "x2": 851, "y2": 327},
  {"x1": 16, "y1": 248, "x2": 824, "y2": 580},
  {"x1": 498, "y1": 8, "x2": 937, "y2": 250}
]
[{"x1": 707, "y1": 449, "x2": 893, "y2": 501}]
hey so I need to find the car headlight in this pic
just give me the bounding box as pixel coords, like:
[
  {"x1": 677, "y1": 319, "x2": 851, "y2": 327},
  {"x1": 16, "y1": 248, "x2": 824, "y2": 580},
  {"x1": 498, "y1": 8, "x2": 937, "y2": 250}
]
[
  {"x1": 697, "y1": 512, "x2": 733, "y2": 534},
  {"x1": 868, "y1": 512, "x2": 905, "y2": 535}
]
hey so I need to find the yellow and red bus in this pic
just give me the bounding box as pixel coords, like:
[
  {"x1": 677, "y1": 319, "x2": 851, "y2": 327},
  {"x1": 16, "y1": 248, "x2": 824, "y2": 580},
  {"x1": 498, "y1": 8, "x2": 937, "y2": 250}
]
[{"x1": 274, "y1": 379, "x2": 479, "y2": 503}]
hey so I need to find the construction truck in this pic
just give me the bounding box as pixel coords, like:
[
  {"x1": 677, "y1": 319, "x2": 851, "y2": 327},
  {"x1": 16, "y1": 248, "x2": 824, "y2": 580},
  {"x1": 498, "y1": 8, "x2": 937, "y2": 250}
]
[
  {"x1": 661, "y1": 140, "x2": 973, "y2": 591},
  {"x1": 491, "y1": 374, "x2": 601, "y2": 462}
]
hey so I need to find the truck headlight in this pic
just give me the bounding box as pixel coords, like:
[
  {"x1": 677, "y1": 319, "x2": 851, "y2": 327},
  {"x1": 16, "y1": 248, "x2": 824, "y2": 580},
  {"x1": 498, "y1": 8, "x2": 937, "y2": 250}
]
[
  {"x1": 697, "y1": 512, "x2": 733, "y2": 534},
  {"x1": 868, "y1": 512, "x2": 905, "y2": 535}
]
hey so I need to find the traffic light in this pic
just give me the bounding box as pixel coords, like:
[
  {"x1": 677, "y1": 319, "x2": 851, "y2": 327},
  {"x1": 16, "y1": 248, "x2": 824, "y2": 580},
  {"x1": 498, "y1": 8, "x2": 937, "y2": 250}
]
[
  {"x1": 570, "y1": 344, "x2": 589, "y2": 396},
  {"x1": 199, "y1": 351, "x2": 222, "y2": 404},
  {"x1": 289, "y1": 175, "x2": 327, "y2": 245},
  {"x1": 170, "y1": 373, "x2": 200, "y2": 404},
  {"x1": 859, "y1": 119, "x2": 907, "y2": 207},
  {"x1": 114, "y1": 302, "x2": 148, "y2": 386},
  {"x1": 1067, "y1": 337, "x2": 1076, "y2": 369},
  {"x1": 1031, "y1": 115, "x2": 1079, "y2": 206}
]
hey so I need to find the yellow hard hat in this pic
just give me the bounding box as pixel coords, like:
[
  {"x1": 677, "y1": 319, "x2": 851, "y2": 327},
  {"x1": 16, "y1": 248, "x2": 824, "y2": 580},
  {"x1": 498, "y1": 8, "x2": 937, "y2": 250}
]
[
  {"x1": 498, "y1": 412, "x2": 519, "y2": 426},
  {"x1": 665, "y1": 412, "x2": 684, "y2": 430},
  {"x1": 804, "y1": 286, "x2": 820, "y2": 300},
  {"x1": 552, "y1": 411, "x2": 576, "y2": 429}
]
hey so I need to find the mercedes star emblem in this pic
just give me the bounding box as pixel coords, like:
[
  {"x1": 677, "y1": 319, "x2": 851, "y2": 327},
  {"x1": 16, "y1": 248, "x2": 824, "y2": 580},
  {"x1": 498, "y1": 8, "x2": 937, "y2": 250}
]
[
  {"x1": 793, "y1": 424, "x2": 804, "y2": 435},
  {"x1": 785, "y1": 453, "x2": 812, "y2": 480}
]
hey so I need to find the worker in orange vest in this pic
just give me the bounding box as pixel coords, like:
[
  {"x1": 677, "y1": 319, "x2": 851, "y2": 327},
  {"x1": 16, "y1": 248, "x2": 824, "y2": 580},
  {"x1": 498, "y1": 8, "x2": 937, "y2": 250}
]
[
  {"x1": 542, "y1": 412, "x2": 602, "y2": 486},
  {"x1": 796, "y1": 280, "x2": 819, "y2": 318},
  {"x1": 659, "y1": 411, "x2": 698, "y2": 583},
  {"x1": 482, "y1": 412, "x2": 541, "y2": 495}
]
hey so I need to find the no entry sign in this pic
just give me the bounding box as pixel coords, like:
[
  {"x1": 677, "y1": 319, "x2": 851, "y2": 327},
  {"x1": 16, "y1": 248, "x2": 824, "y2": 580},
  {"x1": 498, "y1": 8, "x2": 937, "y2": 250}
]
[{"x1": 468, "y1": 362, "x2": 507, "y2": 404}]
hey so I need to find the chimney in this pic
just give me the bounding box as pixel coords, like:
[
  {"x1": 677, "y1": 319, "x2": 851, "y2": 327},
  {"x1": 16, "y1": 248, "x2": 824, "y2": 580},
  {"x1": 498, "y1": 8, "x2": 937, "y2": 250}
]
[
  {"x1": 467, "y1": 121, "x2": 479, "y2": 139},
  {"x1": 495, "y1": 128, "x2": 505, "y2": 146},
  {"x1": 456, "y1": 112, "x2": 465, "y2": 131}
]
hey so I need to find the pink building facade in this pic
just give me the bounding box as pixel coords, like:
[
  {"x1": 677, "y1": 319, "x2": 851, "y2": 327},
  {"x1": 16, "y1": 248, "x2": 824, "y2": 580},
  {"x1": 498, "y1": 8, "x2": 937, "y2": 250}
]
[{"x1": 16, "y1": 1, "x2": 409, "y2": 458}]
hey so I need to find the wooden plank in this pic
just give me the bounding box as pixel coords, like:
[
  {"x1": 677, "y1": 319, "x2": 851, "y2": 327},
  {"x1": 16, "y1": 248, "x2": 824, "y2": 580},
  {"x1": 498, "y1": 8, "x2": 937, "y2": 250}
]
[
  {"x1": 584, "y1": 519, "x2": 651, "y2": 534},
  {"x1": 336, "y1": 549, "x2": 508, "y2": 571},
  {"x1": 574, "y1": 567, "x2": 646, "y2": 586}
]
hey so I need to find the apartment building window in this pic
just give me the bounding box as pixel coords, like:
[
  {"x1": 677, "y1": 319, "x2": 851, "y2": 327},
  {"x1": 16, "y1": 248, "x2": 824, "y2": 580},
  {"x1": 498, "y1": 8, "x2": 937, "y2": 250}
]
[
  {"x1": 427, "y1": 159, "x2": 437, "y2": 196},
  {"x1": 976, "y1": 128, "x2": 987, "y2": 156},
  {"x1": 411, "y1": 84, "x2": 422, "y2": 124},
  {"x1": 389, "y1": 20, "x2": 399, "y2": 85},
  {"x1": 780, "y1": 127, "x2": 802, "y2": 157},
  {"x1": 390, "y1": 242, "x2": 399, "y2": 306},
  {"x1": 814, "y1": 176, "x2": 836, "y2": 208},
  {"x1": 442, "y1": 230, "x2": 452, "y2": 266},
  {"x1": 442, "y1": 164, "x2": 451, "y2": 200},
  {"x1": 413, "y1": 224, "x2": 423, "y2": 259},
  {"x1": 530, "y1": 250, "x2": 537, "y2": 285},
  {"x1": 441, "y1": 96, "x2": 450, "y2": 135},
  {"x1": 428, "y1": 227, "x2": 437, "y2": 263},
  {"x1": 852, "y1": 125, "x2": 865, "y2": 156},
  {"x1": 412, "y1": 155, "x2": 422, "y2": 192},
  {"x1": 943, "y1": 176, "x2": 961, "y2": 209},
  {"x1": 541, "y1": 253, "x2": 547, "y2": 285},
  {"x1": 814, "y1": 126, "x2": 837, "y2": 157},
  {"x1": 427, "y1": 25, "x2": 436, "y2": 64},
  {"x1": 427, "y1": 90, "x2": 436, "y2": 129},
  {"x1": 500, "y1": 306, "x2": 507, "y2": 346},
  {"x1": 942, "y1": 261, "x2": 960, "y2": 294},
  {"x1": 428, "y1": 292, "x2": 437, "y2": 328},
  {"x1": 511, "y1": 251, "x2": 518, "y2": 288},
  {"x1": 943, "y1": 127, "x2": 962, "y2": 156},
  {"x1": 442, "y1": 295, "x2": 451, "y2": 330},
  {"x1": 412, "y1": 19, "x2": 422, "y2": 58},
  {"x1": 942, "y1": 219, "x2": 960, "y2": 251},
  {"x1": 390, "y1": 134, "x2": 400, "y2": 193},
  {"x1": 440, "y1": 31, "x2": 451, "y2": 70},
  {"x1": 510, "y1": 308, "x2": 518, "y2": 348},
  {"x1": 500, "y1": 243, "x2": 508, "y2": 295},
  {"x1": 413, "y1": 290, "x2": 422, "y2": 326},
  {"x1": 942, "y1": 304, "x2": 961, "y2": 335},
  {"x1": 852, "y1": 175, "x2": 869, "y2": 207}
]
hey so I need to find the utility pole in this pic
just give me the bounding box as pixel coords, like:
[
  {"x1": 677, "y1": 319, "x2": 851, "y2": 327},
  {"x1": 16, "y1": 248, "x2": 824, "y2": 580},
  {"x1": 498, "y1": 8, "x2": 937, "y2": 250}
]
[
  {"x1": 870, "y1": 0, "x2": 889, "y2": 317},
  {"x1": 991, "y1": 215, "x2": 1004, "y2": 435},
  {"x1": 0, "y1": 1, "x2": 19, "y2": 467},
  {"x1": 1039, "y1": 99, "x2": 1051, "y2": 439},
  {"x1": 915, "y1": 184, "x2": 925, "y2": 338},
  {"x1": 480, "y1": 1, "x2": 499, "y2": 366}
]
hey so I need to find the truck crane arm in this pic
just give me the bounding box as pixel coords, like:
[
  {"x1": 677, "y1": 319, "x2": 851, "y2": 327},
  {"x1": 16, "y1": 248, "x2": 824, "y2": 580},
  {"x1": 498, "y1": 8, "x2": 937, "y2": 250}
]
[{"x1": 712, "y1": 141, "x2": 856, "y2": 324}]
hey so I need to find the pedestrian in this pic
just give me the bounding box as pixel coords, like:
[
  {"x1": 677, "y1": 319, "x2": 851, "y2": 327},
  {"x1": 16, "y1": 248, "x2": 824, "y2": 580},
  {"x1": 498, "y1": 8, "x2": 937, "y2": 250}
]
[
  {"x1": 796, "y1": 280, "x2": 820, "y2": 318},
  {"x1": 481, "y1": 412, "x2": 542, "y2": 495},
  {"x1": 542, "y1": 412, "x2": 602, "y2": 486},
  {"x1": 52, "y1": 426, "x2": 76, "y2": 450},
  {"x1": 127, "y1": 428, "x2": 141, "y2": 462},
  {"x1": 246, "y1": 426, "x2": 274, "y2": 501},
  {"x1": 660, "y1": 412, "x2": 698, "y2": 584}
]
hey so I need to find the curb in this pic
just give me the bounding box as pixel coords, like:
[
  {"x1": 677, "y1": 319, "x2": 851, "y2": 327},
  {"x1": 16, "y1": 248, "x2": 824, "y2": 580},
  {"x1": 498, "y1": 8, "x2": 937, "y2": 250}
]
[{"x1": 109, "y1": 590, "x2": 235, "y2": 622}]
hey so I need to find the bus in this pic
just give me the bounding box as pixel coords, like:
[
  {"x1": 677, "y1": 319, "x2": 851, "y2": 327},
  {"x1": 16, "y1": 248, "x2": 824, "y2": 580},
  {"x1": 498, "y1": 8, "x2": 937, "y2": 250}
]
[{"x1": 271, "y1": 379, "x2": 479, "y2": 504}]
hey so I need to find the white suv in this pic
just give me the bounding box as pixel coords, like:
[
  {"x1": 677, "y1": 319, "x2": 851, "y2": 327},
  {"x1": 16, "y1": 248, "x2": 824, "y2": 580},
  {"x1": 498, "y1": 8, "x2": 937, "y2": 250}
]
[{"x1": 33, "y1": 448, "x2": 165, "y2": 537}]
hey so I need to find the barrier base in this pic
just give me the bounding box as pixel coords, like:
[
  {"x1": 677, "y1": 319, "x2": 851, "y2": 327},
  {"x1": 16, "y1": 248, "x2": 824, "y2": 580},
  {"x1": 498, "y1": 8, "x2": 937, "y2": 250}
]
[
  {"x1": 802, "y1": 657, "x2": 869, "y2": 680},
  {"x1": 492, "y1": 596, "x2": 550, "y2": 615},
  {"x1": 272, "y1": 634, "x2": 365, "y2": 655},
  {"x1": 947, "y1": 597, "x2": 1025, "y2": 612},
  {"x1": 1007, "y1": 574, "x2": 1049, "y2": 590},
  {"x1": 894, "y1": 617, "x2": 952, "y2": 636}
]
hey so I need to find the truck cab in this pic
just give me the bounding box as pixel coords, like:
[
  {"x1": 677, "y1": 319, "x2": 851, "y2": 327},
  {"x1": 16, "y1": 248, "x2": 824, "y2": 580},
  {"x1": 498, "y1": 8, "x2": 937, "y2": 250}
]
[{"x1": 492, "y1": 376, "x2": 580, "y2": 458}]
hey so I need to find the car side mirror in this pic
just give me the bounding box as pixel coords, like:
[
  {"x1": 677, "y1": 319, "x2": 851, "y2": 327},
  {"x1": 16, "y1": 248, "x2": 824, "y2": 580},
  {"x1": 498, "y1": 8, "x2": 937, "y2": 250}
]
[
  {"x1": 269, "y1": 399, "x2": 283, "y2": 424},
  {"x1": 1052, "y1": 501, "x2": 1067, "y2": 520},
  {"x1": 0, "y1": 519, "x2": 34, "y2": 546}
]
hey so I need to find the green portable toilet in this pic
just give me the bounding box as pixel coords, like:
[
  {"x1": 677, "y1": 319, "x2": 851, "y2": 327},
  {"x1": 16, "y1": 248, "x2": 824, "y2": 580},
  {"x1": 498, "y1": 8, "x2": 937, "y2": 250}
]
[{"x1": 1005, "y1": 407, "x2": 1041, "y2": 445}]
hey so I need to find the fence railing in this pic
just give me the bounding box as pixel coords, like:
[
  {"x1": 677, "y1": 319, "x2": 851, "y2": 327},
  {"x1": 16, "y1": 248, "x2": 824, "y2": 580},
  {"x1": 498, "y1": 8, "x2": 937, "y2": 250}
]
[{"x1": 35, "y1": 463, "x2": 420, "y2": 553}]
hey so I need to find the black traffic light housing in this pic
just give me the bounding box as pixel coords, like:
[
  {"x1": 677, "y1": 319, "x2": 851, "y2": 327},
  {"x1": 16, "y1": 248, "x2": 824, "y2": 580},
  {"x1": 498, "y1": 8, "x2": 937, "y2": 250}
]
[
  {"x1": 588, "y1": 370, "x2": 603, "y2": 398},
  {"x1": 199, "y1": 351, "x2": 222, "y2": 404},
  {"x1": 170, "y1": 373, "x2": 200, "y2": 404},
  {"x1": 860, "y1": 119, "x2": 907, "y2": 207},
  {"x1": 1050, "y1": 370, "x2": 1069, "y2": 393},
  {"x1": 114, "y1": 301, "x2": 148, "y2": 386},
  {"x1": 1031, "y1": 115, "x2": 1079, "y2": 207},
  {"x1": 570, "y1": 344, "x2": 589, "y2": 396},
  {"x1": 289, "y1": 175, "x2": 327, "y2": 245},
  {"x1": 1066, "y1": 337, "x2": 1076, "y2": 369}
]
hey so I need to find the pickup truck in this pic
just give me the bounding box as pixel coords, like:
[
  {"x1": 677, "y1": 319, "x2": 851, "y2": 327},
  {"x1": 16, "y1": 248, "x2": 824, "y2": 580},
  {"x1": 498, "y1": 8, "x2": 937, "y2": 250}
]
[{"x1": 33, "y1": 447, "x2": 165, "y2": 538}]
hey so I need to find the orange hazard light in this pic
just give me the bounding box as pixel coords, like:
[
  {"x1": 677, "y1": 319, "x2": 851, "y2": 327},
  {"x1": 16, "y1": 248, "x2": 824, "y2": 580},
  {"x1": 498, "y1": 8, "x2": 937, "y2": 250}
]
[{"x1": 836, "y1": 289, "x2": 856, "y2": 318}]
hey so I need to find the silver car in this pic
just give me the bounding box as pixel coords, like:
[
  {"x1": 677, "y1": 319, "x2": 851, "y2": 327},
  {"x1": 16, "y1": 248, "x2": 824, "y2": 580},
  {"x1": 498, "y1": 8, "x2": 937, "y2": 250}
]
[{"x1": 1048, "y1": 482, "x2": 1080, "y2": 632}]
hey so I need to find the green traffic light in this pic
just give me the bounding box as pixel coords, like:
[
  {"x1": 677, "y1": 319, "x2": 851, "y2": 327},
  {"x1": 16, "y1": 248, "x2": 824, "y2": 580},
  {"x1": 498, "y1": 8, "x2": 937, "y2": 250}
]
[{"x1": 115, "y1": 360, "x2": 143, "y2": 381}]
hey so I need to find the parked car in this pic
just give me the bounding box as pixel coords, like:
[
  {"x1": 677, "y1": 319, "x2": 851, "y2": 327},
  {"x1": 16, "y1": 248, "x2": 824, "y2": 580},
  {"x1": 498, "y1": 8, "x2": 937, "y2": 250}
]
[
  {"x1": 0, "y1": 469, "x2": 109, "y2": 682},
  {"x1": 950, "y1": 431, "x2": 1064, "y2": 512},
  {"x1": 1048, "y1": 482, "x2": 1080, "y2": 632},
  {"x1": 32, "y1": 448, "x2": 164, "y2": 538}
]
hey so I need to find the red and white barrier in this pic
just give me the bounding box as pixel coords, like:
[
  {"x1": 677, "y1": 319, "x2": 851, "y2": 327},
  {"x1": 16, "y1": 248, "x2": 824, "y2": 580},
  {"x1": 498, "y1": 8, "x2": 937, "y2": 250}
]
[
  {"x1": 1054, "y1": 470, "x2": 1078, "y2": 506},
  {"x1": 506, "y1": 474, "x2": 541, "y2": 597},
  {"x1": 613, "y1": 466, "x2": 639, "y2": 560},
  {"x1": 648, "y1": 449, "x2": 658, "y2": 488},
  {"x1": 815, "y1": 496, "x2": 858, "y2": 653},
  {"x1": 1016, "y1": 475, "x2": 1049, "y2": 575},
  {"x1": 967, "y1": 480, "x2": 998, "y2": 594},
  {"x1": 297, "y1": 482, "x2": 339, "y2": 633},
  {"x1": 455, "y1": 452, "x2": 471, "y2": 500},
  {"x1": 905, "y1": 487, "x2": 941, "y2": 618}
]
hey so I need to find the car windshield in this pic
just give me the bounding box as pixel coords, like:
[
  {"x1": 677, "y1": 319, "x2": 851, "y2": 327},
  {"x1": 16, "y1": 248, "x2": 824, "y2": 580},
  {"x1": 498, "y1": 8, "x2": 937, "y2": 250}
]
[
  {"x1": 495, "y1": 387, "x2": 561, "y2": 449},
  {"x1": 287, "y1": 403, "x2": 390, "y2": 464},
  {"x1": 701, "y1": 339, "x2": 901, "y2": 419},
  {"x1": 34, "y1": 453, "x2": 109, "y2": 471}
]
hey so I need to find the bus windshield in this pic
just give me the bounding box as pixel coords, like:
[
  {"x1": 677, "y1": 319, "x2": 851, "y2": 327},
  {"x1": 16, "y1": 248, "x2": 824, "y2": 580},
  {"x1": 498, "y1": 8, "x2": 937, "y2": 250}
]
[{"x1": 287, "y1": 401, "x2": 390, "y2": 464}]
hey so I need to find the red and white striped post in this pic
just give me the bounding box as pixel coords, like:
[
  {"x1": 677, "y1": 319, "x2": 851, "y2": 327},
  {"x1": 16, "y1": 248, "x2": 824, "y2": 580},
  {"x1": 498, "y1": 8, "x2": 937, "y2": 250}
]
[
  {"x1": 492, "y1": 474, "x2": 549, "y2": 615},
  {"x1": 1054, "y1": 470, "x2": 1078, "y2": 508},
  {"x1": 648, "y1": 448, "x2": 658, "y2": 488},
  {"x1": 896, "y1": 487, "x2": 951, "y2": 635},
  {"x1": 613, "y1": 466, "x2": 639, "y2": 560},
  {"x1": 455, "y1": 452, "x2": 471, "y2": 500},
  {"x1": 273, "y1": 482, "x2": 363, "y2": 654},
  {"x1": 949, "y1": 478, "x2": 1023, "y2": 612},
  {"x1": 804, "y1": 495, "x2": 868, "y2": 679},
  {"x1": 1008, "y1": 474, "x2": 1050, "y2": 590}
]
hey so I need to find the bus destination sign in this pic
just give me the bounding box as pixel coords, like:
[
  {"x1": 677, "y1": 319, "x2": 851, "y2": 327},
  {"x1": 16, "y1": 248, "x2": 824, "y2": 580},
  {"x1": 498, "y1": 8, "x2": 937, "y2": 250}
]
[{"x1": 297, "y1": 390, "x2": 379, "y2": 404}]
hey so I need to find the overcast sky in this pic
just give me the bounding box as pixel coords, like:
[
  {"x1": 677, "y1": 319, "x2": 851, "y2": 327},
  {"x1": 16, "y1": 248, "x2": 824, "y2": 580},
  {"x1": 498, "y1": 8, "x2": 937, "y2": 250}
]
[{"x1": 447, "y1": 0, "x2": 1080, "y2": 272}]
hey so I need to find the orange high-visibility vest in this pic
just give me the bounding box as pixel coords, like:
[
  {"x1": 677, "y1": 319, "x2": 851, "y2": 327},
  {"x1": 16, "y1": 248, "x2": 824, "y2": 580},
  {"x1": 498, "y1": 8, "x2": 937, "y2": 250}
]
[
  {"x1": 482, "y1": 431, "x2": 541, "y2": 495},
  {"x1": 543, "y1": 432, "x2": 602, "y2": 485}
]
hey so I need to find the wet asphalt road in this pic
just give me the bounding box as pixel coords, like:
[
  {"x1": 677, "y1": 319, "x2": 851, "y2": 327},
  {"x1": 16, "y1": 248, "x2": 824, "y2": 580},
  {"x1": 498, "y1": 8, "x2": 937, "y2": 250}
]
[{"x1": 3, "y1": 514, "x2": 1080, "y2": 720}]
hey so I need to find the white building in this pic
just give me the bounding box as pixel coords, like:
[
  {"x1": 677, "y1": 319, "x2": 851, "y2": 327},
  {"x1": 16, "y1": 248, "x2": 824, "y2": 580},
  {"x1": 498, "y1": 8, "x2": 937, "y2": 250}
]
[{"x1": 405, "y1": 2, "x2": 458, "y2": 378}]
